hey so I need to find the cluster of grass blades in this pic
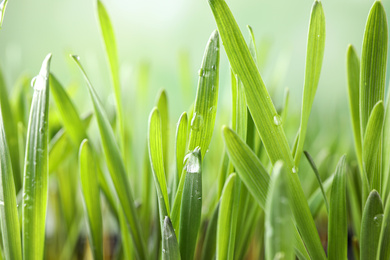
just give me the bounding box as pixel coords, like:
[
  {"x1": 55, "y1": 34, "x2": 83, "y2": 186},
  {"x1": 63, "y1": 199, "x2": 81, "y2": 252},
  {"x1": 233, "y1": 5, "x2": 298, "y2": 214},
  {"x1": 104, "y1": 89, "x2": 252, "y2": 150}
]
[{"x1": 0, "y1": 0, "x2": 390, "y2": 259}]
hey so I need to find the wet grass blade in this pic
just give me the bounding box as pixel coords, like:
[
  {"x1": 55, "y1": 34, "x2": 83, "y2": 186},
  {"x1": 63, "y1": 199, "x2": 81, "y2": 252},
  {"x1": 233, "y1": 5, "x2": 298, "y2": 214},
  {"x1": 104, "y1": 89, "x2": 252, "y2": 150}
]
[
  {"x1": 175, "y1": 112, "x2": 188, "y2": 190},
  {"x1": 327, "y1": 156, "x2": 347, "y2": 260},
  {"x1": 377, "y1": 197, "x2": 390, "y2": 258},
  {"x1": 179, "y1": 148, "x2": 202, "y2": 260},
  {"x1": 0, "y1": 0, "x2": 8, "y2": 28},
  {"x1": 360, "y1": 190, "x2": 383, "y2": 260},
  {"x1": 162, "y1": 216, "x2": 181, "y2": 260},
  {"x1": 265, "y1": 162, "x2": 294, "y2": 260},
  {"x1": 294, "y1": 0, "x2": 326, "y2": 165},
  {"x1": 360, "y1": 1, "x2": 388, "y2": 137},
  {"x1": 79, "y1": 140, "x2": 103, "y2": 260},
  {"x1": 188, "y1": 30, "x2": 220, "y2": 159},
  {"x1": 0, "y1": 107, "x2": 22, "y2": 260},
  {"x1": 22, "y1": 54, "x2": 52, "y2": 260},
  {"x1": 71, "y1": 55, "x2": 147, "y2": 259},
  {"x1": 156, "y1": 90, "x2": 170, "y2": 175}
]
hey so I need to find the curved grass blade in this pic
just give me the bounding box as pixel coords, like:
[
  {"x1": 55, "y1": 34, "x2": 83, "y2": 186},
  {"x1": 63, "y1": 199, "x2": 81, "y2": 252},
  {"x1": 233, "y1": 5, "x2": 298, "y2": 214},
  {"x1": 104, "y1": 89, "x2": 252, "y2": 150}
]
[
  {"x1": 0, "y1": 108, "x2": 22, "y2": 260},
  {"x1": 377, "y1": 195, "x2": 390, "y2": 259},
  {"x1": 216, "y1": 173, "x2": 237, "y2": 260},
  {"x1": 307, "y1": 174, "x2": 334, "y2": 218},
  {"x1": 179, "y1": 148, "x2": 202, "y2": 260},
  {"x1": 327, "y1": 156, "x2": 347, "y2": 260},
  {"x1": 265, "y1": 162, "x2": 294, "y2": 260},
  {"x1": 200, "y1": 202, "x2": 219, "y2": 260},
  {"x1": 96, "y1": 0, "x2": 125, "y2": 158},
  {"x1": 188, "y1": 30, "x2": 220, "y2": 159},
  {"x1": 360, "y1": 190, "x2": 383, "y2": 260},
  {"x1": 346, "y1": 45, "x2": 362, "y2": 169},
  {"x1": 162, "y1": 216, "x2": 181, "y2": 260},
  {"x1": 156, "y1": 90, "x2": 170, "y2": 175},
  {"x1": 71, "y1": 55, "x2": 147, "y2": 259},
  {"x1": 171, "y1": 166, "x2": 186, "y2": 233},
  {"x1": 0, "y1": 0, "x2": 8, "y2": 28},
  {"x1": 22, "y1": 53, "x2": 52, "y2": 260},
  {"x1": 294, "y1": 0, "x2": 326, "y2": 165},
  {"x1": 79, "y1": 140, "x2": 103, "y2": 260},
  {"x1": 175, "y1": 112, "x2": 188, "y2": 189},
  {"x1": 360, "y1": 1, "x2": 388, "y2": 137}
]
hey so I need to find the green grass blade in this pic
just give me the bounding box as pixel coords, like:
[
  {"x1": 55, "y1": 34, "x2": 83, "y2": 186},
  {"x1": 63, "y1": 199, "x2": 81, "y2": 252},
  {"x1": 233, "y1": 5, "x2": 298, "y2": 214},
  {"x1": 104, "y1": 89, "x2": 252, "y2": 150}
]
[
  {"x1": 188, "y1": 30, "x2": 220, "y2": 159},
  {"x1": 307, "y1": 174, "x2": 334, "y2": 218},
  {"x1": 0, "y1": 107, "x2": 22, "y2": 260},
  {"x1": 360, "y1": 190, "x2": 383, "y2": 260},
  {"x1": 71, "y1": 55, "x2": 147, "y2": 259},
  {"x1": 156, "y1": 90, "x2": 170, "y2": 175},
  {"x1": 0, "y1": 0, "x2": 8, "y2": 28},
  {"x1": 346, "y1": 45, "x2": 362, "y2": 169},
  {"x1": 175, "y1": 112, "x2": 188, "y2": 189},
  {"x1": 382, "y1": 90, "x2": 390, "y2": 202},
  {"x1": 162, "y1": 216, "x2": 181, "y2": 260},
  {"x1": 171, "y1": 166, "x2": 186, "y2": 233},
  {"x1": 377, "y1": 197, "x2": 390, "y2": 259},
  {"x1": 216, "y1": 173, "x2": 237, "y2": 260},
  {"x1": 200, "y1": 202, "x2": 219, "y2": 260},
  {"x1": 362, "y1": 101, "x2": 384, "y2": 193},
  {"x1": 360, "y1": 1, "x2": 388, "y2": 137},
  {"x1": 328, "y1": 156, "x2": 347, "y2": 260},
  {"x1": 294, "y1": 0, "x2": 326, "y2": 165},
  {"x1": 96, "y1": 0, "x2": 125, "y2": 157},
  {"x1": 22, "y1": 54, "x2": 52, "y2": 260},
  {"x1": 179, "y1": 148, "x2": 202, "y2": 260},
  {"x1": 265, "y1": 162, "x2": 294, "y2": 260},
  {"x1": 79, "y1": 140, "x2": 103, "y2": 260},
  {"x1": 281, "y1": 88, "x2": 290, "y2": 123}
]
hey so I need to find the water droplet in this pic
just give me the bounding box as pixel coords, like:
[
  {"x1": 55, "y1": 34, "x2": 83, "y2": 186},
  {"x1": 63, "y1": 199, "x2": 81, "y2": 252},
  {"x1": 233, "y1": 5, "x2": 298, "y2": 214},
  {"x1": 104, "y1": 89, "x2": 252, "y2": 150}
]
[
  {"x1": 30, "y1": 76, "x2": 37, "y2": 87},
  {"x1": 211, "y1": 65, "x2": 216, "y2": 71},
  {"x1": 198, "y1": 68, "x2": 204, "y2": 77},
  {"x1": 273, "y1": 114, "x2": 282, "y2": 126},
  {"x1": 198, "y1": 197, "x2": 202, "y2": 200},
  {"x1": 274, "y1": 252, "x2": 286, "y2": 260},
  {"x1": 292, "y1": 166, "x2": 298, "y2": 174},
  {"x1": 30, "y1": 75, "x2": 46, "y2": 91},
  {"x1": 191, "y1": 113, "x2": 203, "y2": 131},
  {"x1": 374, "y1": 214, "x2": 384, "y2": 226},
  {"x1": 74, "y1": 55, "x2": 80, "y2": 61},
  {"x1": 211, "y1": 85, "x2": 216, "y2": 92}
]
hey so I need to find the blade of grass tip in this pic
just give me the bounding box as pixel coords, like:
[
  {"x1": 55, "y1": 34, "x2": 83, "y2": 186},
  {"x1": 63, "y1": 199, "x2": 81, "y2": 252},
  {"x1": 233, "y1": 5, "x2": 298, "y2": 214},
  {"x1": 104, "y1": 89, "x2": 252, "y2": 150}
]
[
  {"x1": 71, "y1": 55, "x2": 147, "y2": 259},
  {"x1": 346, "y1": 45, "x2": 362, "y2": 170},
  {"x1": 200, "y1": 202, "x2": 219, "y2": 260},
  {"x1": 216, "y1": 173, "x2": 237, "y2": 260},
  {"x1": 22, "y1": 53, "x2": 52, "y2": 260},
  {"x1": 360, "y1": 1, "x2": 388, "y2": 138},
  {"x1": 0, "y1": 67, "x2": 22, "y2": 192},
  {"x1": 304, "y1": 151, "x2": 329, "y2": 213},
  {"x1": 265, "y1": 161, "x2": 294, "y2": 260},
  {"x1": 294, "y1": 0, "x2": 326, "y2": 165},
  {"x1": 327, "y1": 156, "x2": 347, "y2": 260},
  {"x1": 79, "y1": 140, "x2": 103, "y2": 260},
  {"x1": 175, "y1": 112, "x2": 188, "y2": 190},
  {"x1": 0, "y1": 108, "x2": 22, "y2": 260},
  {"x1": 382, "y1": 88, "x2": 390, "y2": 202},
  {"x1": 188, "y1": 30, "x2": 220, "y2": 159},
  {"x1": 360, "y1": 190, "x2": 383, "y2": 260},
  {"x1": 96, "y1": 0, "x2": 126, "y2": 159},
  {"x1": 362, "y1": 101, "x2": 384, "y2": 194},
  {"x1": 179, "y1": 148, "x2": 202, "y2": 260},
  {"x1": 377, "y1": 195, "x2": 390, "y2": 259},
  {"x1": 156, "y1": 90, "x2": 170, "y2": 177},
  {"x1": 307, "y1": 174, "x2": 334, "y2": 218},
  {"x1": 0, "y1": 0, "x2": 8, "y2": 28},
  {"x1": 162, "y1": 216, "x2": 181, "y2": 260},
  {"x1": 247, "y1": 25, "x2": 258, "y2": 66}
]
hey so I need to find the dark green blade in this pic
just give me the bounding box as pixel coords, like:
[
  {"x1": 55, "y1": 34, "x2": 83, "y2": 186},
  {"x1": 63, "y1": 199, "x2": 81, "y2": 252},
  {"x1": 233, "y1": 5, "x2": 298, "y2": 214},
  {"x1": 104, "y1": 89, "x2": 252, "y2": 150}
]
[{"x1": 162, "y1": 216, "x2": 181, "y2": 260}]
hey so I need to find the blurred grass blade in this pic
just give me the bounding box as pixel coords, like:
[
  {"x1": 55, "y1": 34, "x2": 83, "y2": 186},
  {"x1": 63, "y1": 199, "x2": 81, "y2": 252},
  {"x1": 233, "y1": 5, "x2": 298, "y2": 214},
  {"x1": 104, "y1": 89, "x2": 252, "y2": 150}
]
[
  {"x1": 96, "y1": 0, "x2": 125, "y2": 157},
  {"x1": 327, "y1": 156, "x2": 347, "y2": 260},
  {"x1": 162, "y1": 216, "x2": 181, "y2": 260},
  {"x1": 377, "y1": 196, "x2": 390, "y2": 258},
  {"x1": 360, "y1": 1, "x2": 388, "y2": 137},
  {"x1": 188, "y1": 30, "x2": 220, "y2": 158},
  {"x1": 156, "y1": 90, "x2": 170, "y2": 176},
  {"x1": 216, "y1": 173, "x2": 237, "y2": 260},
  {"x1": 71, "y1": 55, "x2": 147, "y2": 259},
  {"x1": 360, "y1": 190, "x2": 383, "y2": 260},
  {"x1": 294, "y1": 1, "x2": 326, "y2": 164},
  {"x1": 383, "y1": 90, "x2": 390, "y2": 201},
  {"x1": 346, "y1": 45, "x2": 362, "y2": 169},
  {"x1": 265, "y1": 162, "x2": 294, "y2": 260},
  {"x1": 304, "y1": 151, "x2": 329, "y2": 213},
  {"x1": 362, "y1": 101, "x2": 384, "y2": 193},
  {"x1": 22, "y1": 54, "x2": 52, "y2": 260},
  {"x1": 281, "y1": 88, "x2": 290, "y2": 123},
  {"x1": 201, "y1": 202, "x2": 219, "y2": 260},
  {"x1": 79, "y1": 140, "x2": 103, "y2": 260},
  {"x1": 308, "y1": 174, "x2": 334, "y2": 218},
  {"x1": 175, "y1": 112, "x2": 188, "y2": 189},
  {"x1": 179, "y1": 148, "x2": 202, "y2": 260},
  {"x1": 231, "y1": 71, "x2": 247, "y2": 140},
  {"x1": 0, "y1": 0, "x2": 8, "y2": 28},
  {"x1": 0, "y1": 109, "x2": 22, "y2": 260}
]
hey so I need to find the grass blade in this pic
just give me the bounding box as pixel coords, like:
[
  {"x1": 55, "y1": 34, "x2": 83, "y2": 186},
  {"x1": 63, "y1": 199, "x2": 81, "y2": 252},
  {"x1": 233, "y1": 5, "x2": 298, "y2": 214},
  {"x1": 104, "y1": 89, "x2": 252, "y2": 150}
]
[
  {"x1": 156, "y1": 90, "x2": 170, "y2": 176},
  {"x1": 175, "y1": 112, "x2": 188, "y2": 190},
  {"x1": 188, "y1": 30, "x2": 220, "y2": 158},
  {"x1": 360, "y1": 190, "x2": 383, "y2": 260},
  {"x1": 265, "y1": 162, "x2": 294, "y2": 260},
  {"x1": 307, "y1": 174, "x2": 334, "y2": 218},
  {"x1": 71, "y1": 55, "x2": 147, "y2": 259},
  {"x1": 382, "y1": 90, "x2": 390, "y2": 202},
  {"x1": 162, "y1": 216, "x2": 181, "y2": 260},
  {"x1": 0, "y1": 0, "x2": 8, "y2": 28},
  {"x1": 200, "y1": 202, "x2": 219, "y2": 260},
  {"x1": 179, "y1": 148, "x2": 202, "y2": 260},
  {"x1": 79, "y1": 140, "x2": 103, "y2": 260},
  {"x1": 327, "y1": 156, "x2": 347, "y2": 260},
  {"x1": 22, "y1": 54, "x2": 52, "y2": 260},
  {"x1": 377, "y1": 197, "x2": 390, "y2": 259},
  {"x1": 294, "y1": 0, "x2": 326, "y2": 164}
]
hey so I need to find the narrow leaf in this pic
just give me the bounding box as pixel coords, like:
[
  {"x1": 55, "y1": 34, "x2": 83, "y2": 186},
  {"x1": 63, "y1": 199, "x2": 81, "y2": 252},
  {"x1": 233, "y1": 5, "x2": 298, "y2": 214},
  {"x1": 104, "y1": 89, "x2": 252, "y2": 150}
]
[
  {"x1": 201, "y1": 202, "x2": 219, "y2": 260},
  {"x1": 175, "y1": 112, "x2": 188, "y2": 188},
  {"x1": 0, "y1": 0, "x2": 8, "y2": 28},
  {"x1": 377, "y1": 195, "x2": 390, "y2": 259},
  {"x1": 307, "y1": 174, "x2": 334, "y2": 218},
  {"x1": 162, "y1": 216, "x2": 181, "y2": 260},
  {"x1": 156, "y1": 90, "x2": 170, "y2": 176}
]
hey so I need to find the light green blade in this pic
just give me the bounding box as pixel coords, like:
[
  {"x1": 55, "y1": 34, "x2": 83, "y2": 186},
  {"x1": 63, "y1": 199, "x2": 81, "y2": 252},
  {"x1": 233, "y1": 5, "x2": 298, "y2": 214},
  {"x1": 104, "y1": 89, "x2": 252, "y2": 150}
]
[
  {"x1": 175, "y1": 112, "x2": 188, "y2": 188},
  {"x1": 0, "y1": 105, "x2": 22, "y2": 260},
  {"x1": 294, "y1": 0, "x2": 326, "y2": 165},
  {"x1": 171, "y1": 165, "x2": 186, "y2": 234},
  {"x1": 265, "y1": 162, "x2": 294, "y2": 260},
  {"x1": 327, "y1": 156, "x2": 347, "y2": 260},
  {"x1": 0, "y1": 0, "x2": 8, "y2": 28},
  {"x1": 162, "y1": 216, "x2": 181, "y2": 260},
  {"x1": 377, "y1": 196, "x2": 390, "y2": 259},
  {"x1": 382, "y1": 89, "x2": 390, "y2": 202},
  {"x1": 179, "y1": 148, "x2": 202, "y2": 260},
  {"x1": 360, "y1": 190, "x2": 383, "y2": 260},
  {"x1": 216, "y1": 173, "x2": 237, "y2": 260},
  {"x1": 188, "y1": 30, "x2": 220, "y2": 159},
  {"x1": 307, "y1": 174, "x2": 334, "y2": 218},
  {"x1": 71, "y1": 55, "x2": 147, "y2": 259},
  {"x1": 360, "y1": 1, "x2": 388, "y2": 137},
  {"x1": 22, "y1": 54, "x2": 52, "y2": 260},
  {"x1": 79, "y1": 140, "x2": 103, "y2": 260},
  {"x1": 156, "y1": 90, "x2": 170, "y2": 176}
]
